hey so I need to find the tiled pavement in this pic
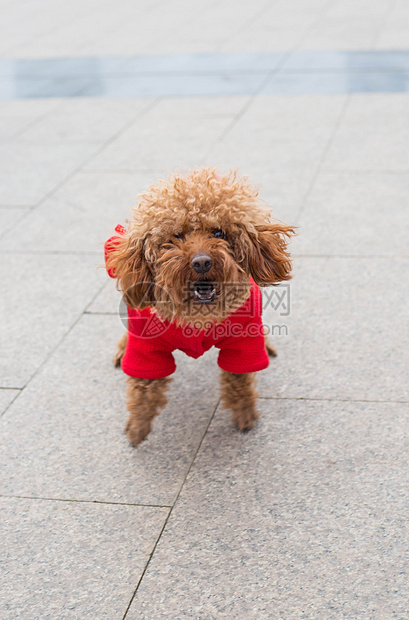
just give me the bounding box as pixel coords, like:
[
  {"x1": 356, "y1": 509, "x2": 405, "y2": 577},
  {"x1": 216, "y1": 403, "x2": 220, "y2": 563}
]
[{"x1": 1, "y1": 0, "x2": 409, "y2": 618}]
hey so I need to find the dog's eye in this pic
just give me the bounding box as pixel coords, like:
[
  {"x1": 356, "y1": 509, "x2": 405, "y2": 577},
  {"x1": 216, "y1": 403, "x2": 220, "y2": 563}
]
[
  {"x1": 213, "y1": 229, "x2": 225, "y2": 239},
  {"x1": 171, "y1": 233, "x2": 184, "y2": 242}
]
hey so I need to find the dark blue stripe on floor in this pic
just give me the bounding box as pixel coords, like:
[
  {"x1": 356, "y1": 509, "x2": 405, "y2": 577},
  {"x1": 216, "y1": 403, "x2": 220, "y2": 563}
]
[{"x1": 1, "y1": 50, "x2": 409, "y2": 99}]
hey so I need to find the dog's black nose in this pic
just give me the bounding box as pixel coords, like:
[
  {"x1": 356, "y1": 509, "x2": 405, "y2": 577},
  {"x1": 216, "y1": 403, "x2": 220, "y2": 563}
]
[{"x1": 192, "y1": 253, "x2": 212, "y2": 274}]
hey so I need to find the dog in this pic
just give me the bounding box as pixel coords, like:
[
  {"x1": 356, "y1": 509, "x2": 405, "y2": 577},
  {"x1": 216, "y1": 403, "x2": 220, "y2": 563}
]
[{"x1": 105, "y1": 168, "x2": 294, "y2": 446}]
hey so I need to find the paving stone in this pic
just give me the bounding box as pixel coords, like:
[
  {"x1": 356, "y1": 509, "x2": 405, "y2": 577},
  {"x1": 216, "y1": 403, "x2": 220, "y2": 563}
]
[
  {"x1": 298, "y1": 0, "x2": 392, "y2": 51},
  {"x1": 323, "y1": 94, "x2": 409, "y2": 171},
  {"x1": 0, "y1": 388, "x2": 20, "y2": 415},
  {"x1": 127, "y1": 398, "x2": 409, "y2": 619},
  {"x1": 0, "y1": 253, "x2": 105, "y2": 387},
  {"x1": 296, "y1": 171, "x2": 409, "y2": 256},
  {"x1": 0, "y1": 142, "x2": 99, "y2": 205},
  {"x1": 203, "y1": 95, "x2": 345, "y2": 217},
  {"x1": 238, "y1": 94, "x2": 347, "y2": 141},
  {"x1": 203, "y1": 138, "x2": 325, "y2": 216},
  {"x1": 0, "y1": 497, "x2": 168, "y2": 620},
  {"x1": 15, "y1": 97, "x2": 154, "y2": 143},
  {"x1": 0, "y1": 314, "x2": 220, "y2": 504},
  {"x1": 0, "y1": 170, "x2": 157, "y2": 253},
  {"x1": 258, "y1": 256, "x2": 409, "y2": 401},
  {"x1": 0, "y1": 207, "x2": 29, "y2": 236},
  {"x1": 1, "y1": 0, "x2": 409, "y2": 616},
  {"x1": 87, "y1": 279, "x2": 122, "y2": 314},
  {"x1": 378, "y1": 3, "x2": 409, "y2": 48},
  {"x1": 82, "y1": 97, "x2": 244, "y2": 172},
  {"x1": 0, "y1": 99, "x2": 60, "y2": 141}
]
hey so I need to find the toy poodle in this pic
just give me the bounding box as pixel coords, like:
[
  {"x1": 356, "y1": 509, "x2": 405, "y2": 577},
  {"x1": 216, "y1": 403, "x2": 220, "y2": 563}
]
[{"x1": 105, "y1": 168, "x2": 294, "y2": 446}]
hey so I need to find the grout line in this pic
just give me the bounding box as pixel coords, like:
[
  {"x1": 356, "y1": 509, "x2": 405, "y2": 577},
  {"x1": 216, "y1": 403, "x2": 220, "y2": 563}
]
[
  {"x1": 84, "y1": 311, "x2": 118, "y2": 315},
  {"x1": 201, "y1": 51, "x2": 295, "y2": 159},
  {"x1": 0, "y1": 389, "x2": 23, "y2": 416},
  {"x1": 294, "y1": 93, "x2": 351, "y2": 223},
  {"x1": 372, "y1": 0, "x2": 399, "y2": 48},
  {"x1": 0, "y1": 277, "x2": 108, "y2": 419},
  {"x1": 0, "y1": 250, "x2": 101, "y2": 255},
  {"x1": 220, "y1": 0, "x2": 281, "y2": 50},
  {"x1": 0, "y1": 97, "x2": 160, "y2": 243},
  {"x1": 0, "y1": 386, "x2": 23, "y2": 390},
  {"x1": 0, "y1": 494, "x2": 172, "y2": 508},
  {"x1": 0, "y1": 205, "x2": 31, "y2": 209},
  {"x1": 292, "y1": 0, "x2": 339, "y2": 52},
  {"x1": 8, "y1": 99, "x2": 64, "y2": 141},
  {"x1": 257, "y1": 396, "x2": 409, "y2": 404},
  {"x1": 122, "y1": 398, "x2": 220, "y2": 619}
]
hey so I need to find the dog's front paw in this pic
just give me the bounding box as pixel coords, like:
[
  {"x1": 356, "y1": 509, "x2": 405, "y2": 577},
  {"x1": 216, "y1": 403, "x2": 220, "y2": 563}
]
[
  {"x1": 232, "y1": 407, "x2": 259, "y2": 432},
  {"x1": 125, "y1": 416, "x2": 152, "y2": 446}
]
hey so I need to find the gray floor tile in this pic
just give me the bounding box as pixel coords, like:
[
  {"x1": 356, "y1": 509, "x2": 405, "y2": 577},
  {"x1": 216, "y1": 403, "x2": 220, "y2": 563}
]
[
  {"x1": 202, "y1": 95, "x2": 346, "y2": 217},
  {"x1": 203, "y1": 96, "x2": 343, "y2": 192},
  {"x1": 323, "y1": 94, "x2": 409, "y2": 171},
  {"x1": 0, "y1": 115, "x2": 37, "y2": 140},
  {"x1": 377, "y1": 6, "x2": 409, "y2": 48},
  {"x1": 258, "y1": 255, "x2": 409, "y2": 401},
  {"x1": 0, "y1": 142, "x2": 99, "y2": 205},
  {"x1": 0, "y1": 497, "x2": 168, "y2": 620},
  {"x1": 240, "y1": 95, "x2": 347, "y2": 141},
  {"x1": 0, "y1": 99, "x2": 60, "y2": 140},
  {"x1": 0, "y1": 253, "x2": 105, "y2": 387},
  {"x1": 0, "y1": 207, "x2": 29, "y2": 236},
  {"x1": 0, "y1": 171, "x2": 156, "y2": 253},
  {"x1": 82, "y1": 97, "x2": 243, "y2": 172},
  {"x1": 127, "y1": 398, "x2": 409, "y2": 619},
  {"x1": 298, "y1": 7, "x2": 388, "y2": 51},
  {"x1": 203, "y1": 139, "x2": 325, "y2": 213},
  {"x1": 87, "y1": 279, "x2": 122, "y2": 314},
  {"x1": 0, "y1": 314, "x2": 220, "y2": 504},
  {"x1": 296, "y1": 171, "x2": 409, "y2": 256},
  {"x1": 15, "y1": 98, "x2": 154, "y2": 143},
  {"x1": 0, "y1": 388, "x2": 20, "y2": 415}
]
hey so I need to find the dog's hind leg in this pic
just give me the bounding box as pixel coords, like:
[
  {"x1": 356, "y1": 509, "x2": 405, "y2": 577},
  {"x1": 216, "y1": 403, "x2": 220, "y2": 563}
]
[
  {"x1": 125, "y1": 376, "x2": 172, "y2": 446},
  {"x1": 113, "y1": 332, "x2": 128, "y2": 367},
  {"x1": 220, "y1": 370, "x2": 259, "y2": 431},
  {"x1": 264, "y1": 335, "x2": 277, "y2": 357}
]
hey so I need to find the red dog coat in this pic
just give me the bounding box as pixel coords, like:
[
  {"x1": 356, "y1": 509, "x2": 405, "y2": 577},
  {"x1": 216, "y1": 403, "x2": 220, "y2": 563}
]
[{"x1": 105, "y1": 226, "x2": 269, "y2": 379}]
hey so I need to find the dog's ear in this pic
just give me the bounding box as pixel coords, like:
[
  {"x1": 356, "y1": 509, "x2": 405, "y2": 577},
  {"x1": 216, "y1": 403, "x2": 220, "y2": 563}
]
[
  {"x1": 106, "y1": 234, "x2": 155, "y2": 308},
  {"x1": 234, "y1": 223, "x2": 295, "y2": 285}
]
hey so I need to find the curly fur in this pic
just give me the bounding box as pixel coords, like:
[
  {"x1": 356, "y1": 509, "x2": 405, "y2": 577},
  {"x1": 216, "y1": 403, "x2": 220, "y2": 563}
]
[
  {"x1": 220, "y1": 370, "x2": 259, "y2": 430},
  {"x1": 125, "y1": 376, "x2": 172, "y2": 445},
  {"x1": 107, "y1": 168, "x2": 294, "y2": 325},
  {"x1": 109, "y1": 168, "x2": 295, "y2": 446}
]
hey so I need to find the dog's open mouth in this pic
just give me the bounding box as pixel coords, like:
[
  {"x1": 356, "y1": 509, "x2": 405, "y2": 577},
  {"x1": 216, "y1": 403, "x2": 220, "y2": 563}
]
[{"x1": 193, "y1": 281, "x2": 216, "y2": 303}]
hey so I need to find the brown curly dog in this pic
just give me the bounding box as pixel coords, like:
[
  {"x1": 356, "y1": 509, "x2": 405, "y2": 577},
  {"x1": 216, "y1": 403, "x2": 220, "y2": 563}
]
[{"x1": 105, "y1": 168, "x2": 294, "y2": 446}]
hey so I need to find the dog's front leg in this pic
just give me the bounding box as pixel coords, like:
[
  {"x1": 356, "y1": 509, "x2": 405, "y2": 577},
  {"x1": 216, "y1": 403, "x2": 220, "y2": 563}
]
[
  {"x1": 125, "y1": 376, "x2": 172, "y2": 446},
  {"x1": 220, "y1": 370, "x2": 259, "y2": 431}
]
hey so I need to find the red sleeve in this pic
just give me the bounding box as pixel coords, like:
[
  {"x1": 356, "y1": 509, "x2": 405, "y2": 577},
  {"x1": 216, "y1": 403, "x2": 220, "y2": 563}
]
[
  {"x1": 121, "y1": 308, "x2": 177, "y2": 379},
  {"x1": 217, "y1": 329, "x2": 269, "y2": 374},
  {"x1": 104, "y1": 224, "x2": 127, "y2": 278},
  {"x1": 216, "y1": 283, "x2": 269, "y2": 374}
]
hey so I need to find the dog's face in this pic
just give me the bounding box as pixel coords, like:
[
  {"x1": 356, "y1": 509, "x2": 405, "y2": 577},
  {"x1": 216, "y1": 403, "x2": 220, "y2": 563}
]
[{"x1": 107, "y1": 169, "x2": 294, "y2": 325}]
